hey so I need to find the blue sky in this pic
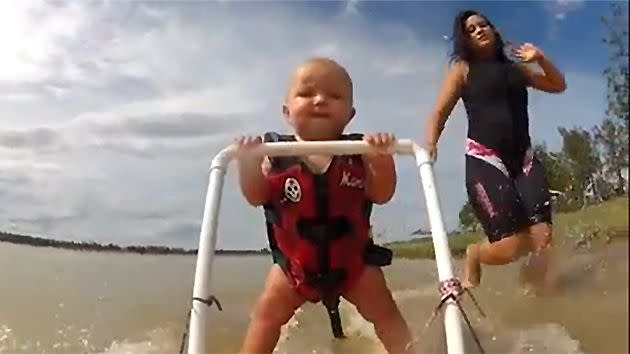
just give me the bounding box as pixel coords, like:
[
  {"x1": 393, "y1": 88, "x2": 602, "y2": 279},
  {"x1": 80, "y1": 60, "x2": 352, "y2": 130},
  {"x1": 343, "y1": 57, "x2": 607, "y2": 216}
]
[{"x1": 0, "y1": 0, "x2": 624, "y2": 250}]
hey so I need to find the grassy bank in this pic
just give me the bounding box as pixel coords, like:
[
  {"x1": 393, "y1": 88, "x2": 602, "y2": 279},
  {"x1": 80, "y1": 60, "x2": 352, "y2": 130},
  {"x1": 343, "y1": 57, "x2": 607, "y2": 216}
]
[{"x1": 388, "y1": 197, "x2": 629, "y2": 260}]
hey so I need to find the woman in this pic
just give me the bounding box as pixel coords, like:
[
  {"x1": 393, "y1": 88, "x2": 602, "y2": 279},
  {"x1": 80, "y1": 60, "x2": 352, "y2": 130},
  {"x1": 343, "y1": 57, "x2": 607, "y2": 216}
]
[{"x1": 424, "y1": 10, "x2": 566, "y2": 289}]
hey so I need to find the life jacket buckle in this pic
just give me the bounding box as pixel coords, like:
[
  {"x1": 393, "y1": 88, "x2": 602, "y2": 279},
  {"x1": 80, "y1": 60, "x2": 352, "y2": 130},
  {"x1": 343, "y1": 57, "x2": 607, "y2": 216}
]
[{"x1": 297, "y1": 218, "x2": 351, "y2": 243}]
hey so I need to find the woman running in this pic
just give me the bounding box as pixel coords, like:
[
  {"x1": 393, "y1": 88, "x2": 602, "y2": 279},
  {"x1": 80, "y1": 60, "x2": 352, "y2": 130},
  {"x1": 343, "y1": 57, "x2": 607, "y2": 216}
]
[{"x1": 424, "y1": 10, "x2": 567, "y2": 289}]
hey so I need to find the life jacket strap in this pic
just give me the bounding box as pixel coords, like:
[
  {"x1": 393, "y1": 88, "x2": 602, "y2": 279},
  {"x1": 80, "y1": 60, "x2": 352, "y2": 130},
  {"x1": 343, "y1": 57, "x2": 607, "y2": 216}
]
[{"x1": 296, "y1": 217, "x2": 351, "y2": 243}]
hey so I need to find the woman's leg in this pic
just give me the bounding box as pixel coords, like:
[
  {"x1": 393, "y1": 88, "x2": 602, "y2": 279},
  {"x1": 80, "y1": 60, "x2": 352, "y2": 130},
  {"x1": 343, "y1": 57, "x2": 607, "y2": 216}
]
[
  {"x1": 463, "y1": 155, "x2": 532, "y2": 288},
  {"x1": 514, "y1": 154, "x2": 554, "y2": 289},
  {"x1": 464, "y1": 230, "x2": 531, "y2": 287},
  {"x1": 519, "y1": 222, "x2": 553, "y2": 289}
]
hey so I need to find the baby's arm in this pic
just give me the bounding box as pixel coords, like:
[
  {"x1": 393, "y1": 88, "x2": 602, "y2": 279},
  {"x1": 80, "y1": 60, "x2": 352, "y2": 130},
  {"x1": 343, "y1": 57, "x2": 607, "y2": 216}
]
[
  {"x1": 363, "y1": 154, "x2": 396, "y2": 205},
  {"x1": 235, "y1": 136, "x2": 271, "y2": 206},
  {"x1": 362, "y1": 132, "x2": 397, "y2": 204},
  {"x1": 238, "y1": 158, "x2": 271, "y2": 206}
]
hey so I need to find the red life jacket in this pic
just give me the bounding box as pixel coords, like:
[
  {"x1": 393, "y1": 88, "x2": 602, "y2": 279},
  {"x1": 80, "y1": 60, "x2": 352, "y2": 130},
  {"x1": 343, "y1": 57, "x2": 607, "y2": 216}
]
[{"x1": 262, "y1": 132, "x2": 384, "y2": 303}]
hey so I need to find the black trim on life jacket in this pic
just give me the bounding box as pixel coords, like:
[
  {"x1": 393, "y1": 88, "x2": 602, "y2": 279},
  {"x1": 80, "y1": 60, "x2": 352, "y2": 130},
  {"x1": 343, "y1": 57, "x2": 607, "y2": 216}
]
[{"x1": 261, "y1": 131, "x2": 393, "y2": 339}]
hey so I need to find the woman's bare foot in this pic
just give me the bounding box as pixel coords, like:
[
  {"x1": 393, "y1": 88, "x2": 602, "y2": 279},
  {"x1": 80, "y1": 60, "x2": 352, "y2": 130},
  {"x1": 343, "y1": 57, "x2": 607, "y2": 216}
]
[{"x1": 463, "y1": 243, "x2": 481, "y2": 288}]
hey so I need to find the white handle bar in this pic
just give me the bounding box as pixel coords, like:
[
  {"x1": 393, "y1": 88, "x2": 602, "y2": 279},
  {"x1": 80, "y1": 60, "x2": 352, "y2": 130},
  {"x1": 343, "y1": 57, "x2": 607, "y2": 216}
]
[
  {"x1": 213, "y1": 139, "x2": 428, "y2": 168},
  {"x1": 190, "y1": 137, "x2": 463, "y2": 354}
]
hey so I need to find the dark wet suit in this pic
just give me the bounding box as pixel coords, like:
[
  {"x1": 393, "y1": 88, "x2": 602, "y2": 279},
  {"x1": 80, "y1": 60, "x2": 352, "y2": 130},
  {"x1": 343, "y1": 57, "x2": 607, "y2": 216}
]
[{"x1": 461, "y1": 61, "x2": 552, "y2": 242}]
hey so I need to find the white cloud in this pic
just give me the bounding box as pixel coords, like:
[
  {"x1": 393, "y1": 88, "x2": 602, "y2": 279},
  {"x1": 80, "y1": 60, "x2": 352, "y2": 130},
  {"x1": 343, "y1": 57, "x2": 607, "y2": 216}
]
[
  {"x1": 344, "y1": 0, "x2": 361, "y2": 16},
  {"x1": 0, "y1": 1, "x2": 606, "y2": 250},
  {"x1": 540, "y1": 0, "x2": 586, "y2": 40},
  {"x1": 543, "y1": 0, "x2": 585, "y2": 21}
]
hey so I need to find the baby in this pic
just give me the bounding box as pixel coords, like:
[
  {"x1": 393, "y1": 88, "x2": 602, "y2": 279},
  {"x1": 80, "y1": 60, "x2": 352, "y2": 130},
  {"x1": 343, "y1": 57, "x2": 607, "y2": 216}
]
[{"x1": 233, "y1": 57, "x2": 413, "y2": 354}]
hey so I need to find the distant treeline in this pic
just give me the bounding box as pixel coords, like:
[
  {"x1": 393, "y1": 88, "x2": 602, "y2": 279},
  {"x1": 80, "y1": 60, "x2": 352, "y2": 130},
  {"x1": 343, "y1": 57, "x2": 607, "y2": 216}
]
[{"x1": 0, "y1": 231, "x2": 270, "y2": 256}]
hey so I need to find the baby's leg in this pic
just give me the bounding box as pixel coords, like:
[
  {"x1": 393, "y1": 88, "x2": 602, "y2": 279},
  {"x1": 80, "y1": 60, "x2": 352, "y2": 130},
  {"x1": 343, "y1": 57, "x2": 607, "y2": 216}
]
[
  {"x1": 240, "y1": 265, "x2": 305, "y2": 354},
  {"x1": 343, "y1": 266, "x2": 412, "y2": 354}
]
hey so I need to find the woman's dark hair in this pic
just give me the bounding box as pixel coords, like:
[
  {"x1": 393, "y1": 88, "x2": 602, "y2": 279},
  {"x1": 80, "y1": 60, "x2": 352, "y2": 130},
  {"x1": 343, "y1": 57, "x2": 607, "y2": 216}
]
[{"x1": 449, "y1": 10, "x2": 510, "y2": 63}]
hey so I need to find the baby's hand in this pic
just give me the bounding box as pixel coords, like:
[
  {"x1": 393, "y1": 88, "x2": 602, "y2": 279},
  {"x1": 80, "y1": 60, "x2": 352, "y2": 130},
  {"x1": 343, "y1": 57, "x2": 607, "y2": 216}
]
[
  {"x1": 363, "y1": 132, "x2": 396, "y2": 156},
  {"x1": 233, "y1": 135, "x2": 263, "y2": 149},
  {"x1": 233, "y1": 135, "x2": 264, "y2": 164}
]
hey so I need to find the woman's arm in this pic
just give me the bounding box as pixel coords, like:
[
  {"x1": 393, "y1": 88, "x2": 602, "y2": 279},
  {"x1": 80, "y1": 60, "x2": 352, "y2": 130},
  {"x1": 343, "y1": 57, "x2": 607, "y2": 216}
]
[
  {"x1": 424, "y1": 61, "x2": 466, "y2": 155},
  {"x1": 514, "y1": 43, "x2": 567, "y2": 93}
]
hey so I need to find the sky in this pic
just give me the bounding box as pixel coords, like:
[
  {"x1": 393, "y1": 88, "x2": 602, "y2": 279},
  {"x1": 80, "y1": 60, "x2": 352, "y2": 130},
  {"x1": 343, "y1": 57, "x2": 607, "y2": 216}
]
[{"x1": 0, "y1": 0, "x2": 624, "y2": 250}]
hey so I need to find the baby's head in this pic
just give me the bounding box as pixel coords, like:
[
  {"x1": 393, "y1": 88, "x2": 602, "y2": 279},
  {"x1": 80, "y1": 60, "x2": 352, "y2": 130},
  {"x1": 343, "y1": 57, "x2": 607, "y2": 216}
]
[{"x1": 282, "y1": 57, "x2": 355, "y2": 141}]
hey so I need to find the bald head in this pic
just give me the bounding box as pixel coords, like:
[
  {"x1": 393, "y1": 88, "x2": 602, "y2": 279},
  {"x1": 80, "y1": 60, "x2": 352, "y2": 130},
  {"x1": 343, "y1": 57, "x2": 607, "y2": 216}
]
[
  {"x1": 285, "y1": 57, "x2": 353, "y2": 102},
  {"x1": 281, "y1": 57, "x2": 356, "y2": 140}
]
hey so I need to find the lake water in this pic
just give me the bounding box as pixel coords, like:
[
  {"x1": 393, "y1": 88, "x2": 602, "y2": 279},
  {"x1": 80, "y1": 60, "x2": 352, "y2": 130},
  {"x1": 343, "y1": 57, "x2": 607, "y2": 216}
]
[{"x1": 0, "y1": 236, "x2": 627, "y2": 354}]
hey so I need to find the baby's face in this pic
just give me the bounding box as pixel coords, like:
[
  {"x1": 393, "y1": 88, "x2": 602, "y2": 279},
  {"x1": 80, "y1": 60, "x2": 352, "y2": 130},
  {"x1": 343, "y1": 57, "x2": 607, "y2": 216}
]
[{"x1": 283, "y1": 62, "x2": 354, "y2": 140}]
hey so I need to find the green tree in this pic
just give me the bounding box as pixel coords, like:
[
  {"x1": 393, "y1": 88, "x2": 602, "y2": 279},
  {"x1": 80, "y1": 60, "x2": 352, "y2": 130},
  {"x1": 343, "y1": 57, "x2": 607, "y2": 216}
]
[
  {"x1": 458, "y1": 201, "x2": 481, "y2": 233},
  {"x1": 533, "y1": 142, "x2": 575, "y2": 211},
  {"x1": 559, "y1": 127, "x2": 600, "y2": 177},
  {"x1": 602, "y1": 2, "x2": 629, "y2": 126},
  {"x1": 533, "y1": 143, "x2": 573, "y2": 191},
  {"x1": 593, "y1": 119, "x2": 627, "y2": 195},
  {"x1": 597, "y1": 3, "x2": 629, "y2": 195},
  {"x1": 558, "y1": 127, "x2": 602, "y2": 209}
]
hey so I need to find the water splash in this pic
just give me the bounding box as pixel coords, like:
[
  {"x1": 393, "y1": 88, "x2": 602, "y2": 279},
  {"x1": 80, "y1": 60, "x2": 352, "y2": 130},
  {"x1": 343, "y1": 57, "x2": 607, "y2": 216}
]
[
  {"x1": 98, "y1": 328, "x2": 178, "y2": 354},
  {"x1": 276, "y1": 307, "x2": 303, "y2": 347},
  {"x1": 511, "y1": 323, "x2": 583, "y2": 354}
]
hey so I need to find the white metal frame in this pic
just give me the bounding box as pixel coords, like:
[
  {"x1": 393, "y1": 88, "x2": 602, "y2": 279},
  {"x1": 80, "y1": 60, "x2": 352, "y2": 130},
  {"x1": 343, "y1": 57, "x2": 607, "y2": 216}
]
[{"x1": 187, "y1": 139, "x2": 465, "y2": 354}]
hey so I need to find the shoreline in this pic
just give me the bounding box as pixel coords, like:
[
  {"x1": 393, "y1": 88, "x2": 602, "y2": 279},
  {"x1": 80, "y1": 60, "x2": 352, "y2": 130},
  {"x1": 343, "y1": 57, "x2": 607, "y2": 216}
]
[
  {"x1": 1, "y1": 197, "x2": 626, "y2": 259},
  {"x1": 0, "y1": 231, "x2": 269, "y2": 256},
  {"x1": 390, "y1": 197, "x2": 629, "y2": 260}
]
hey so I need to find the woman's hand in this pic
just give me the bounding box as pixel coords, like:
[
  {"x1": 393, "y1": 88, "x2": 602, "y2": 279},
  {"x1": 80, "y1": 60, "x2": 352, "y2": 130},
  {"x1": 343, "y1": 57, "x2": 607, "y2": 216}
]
[
  {"x1": 510, "y1": 42, "x2": 545, "y2": 63},
  {"x1": 425, "y1": 143, "x2": 438, "y2": 162}
]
